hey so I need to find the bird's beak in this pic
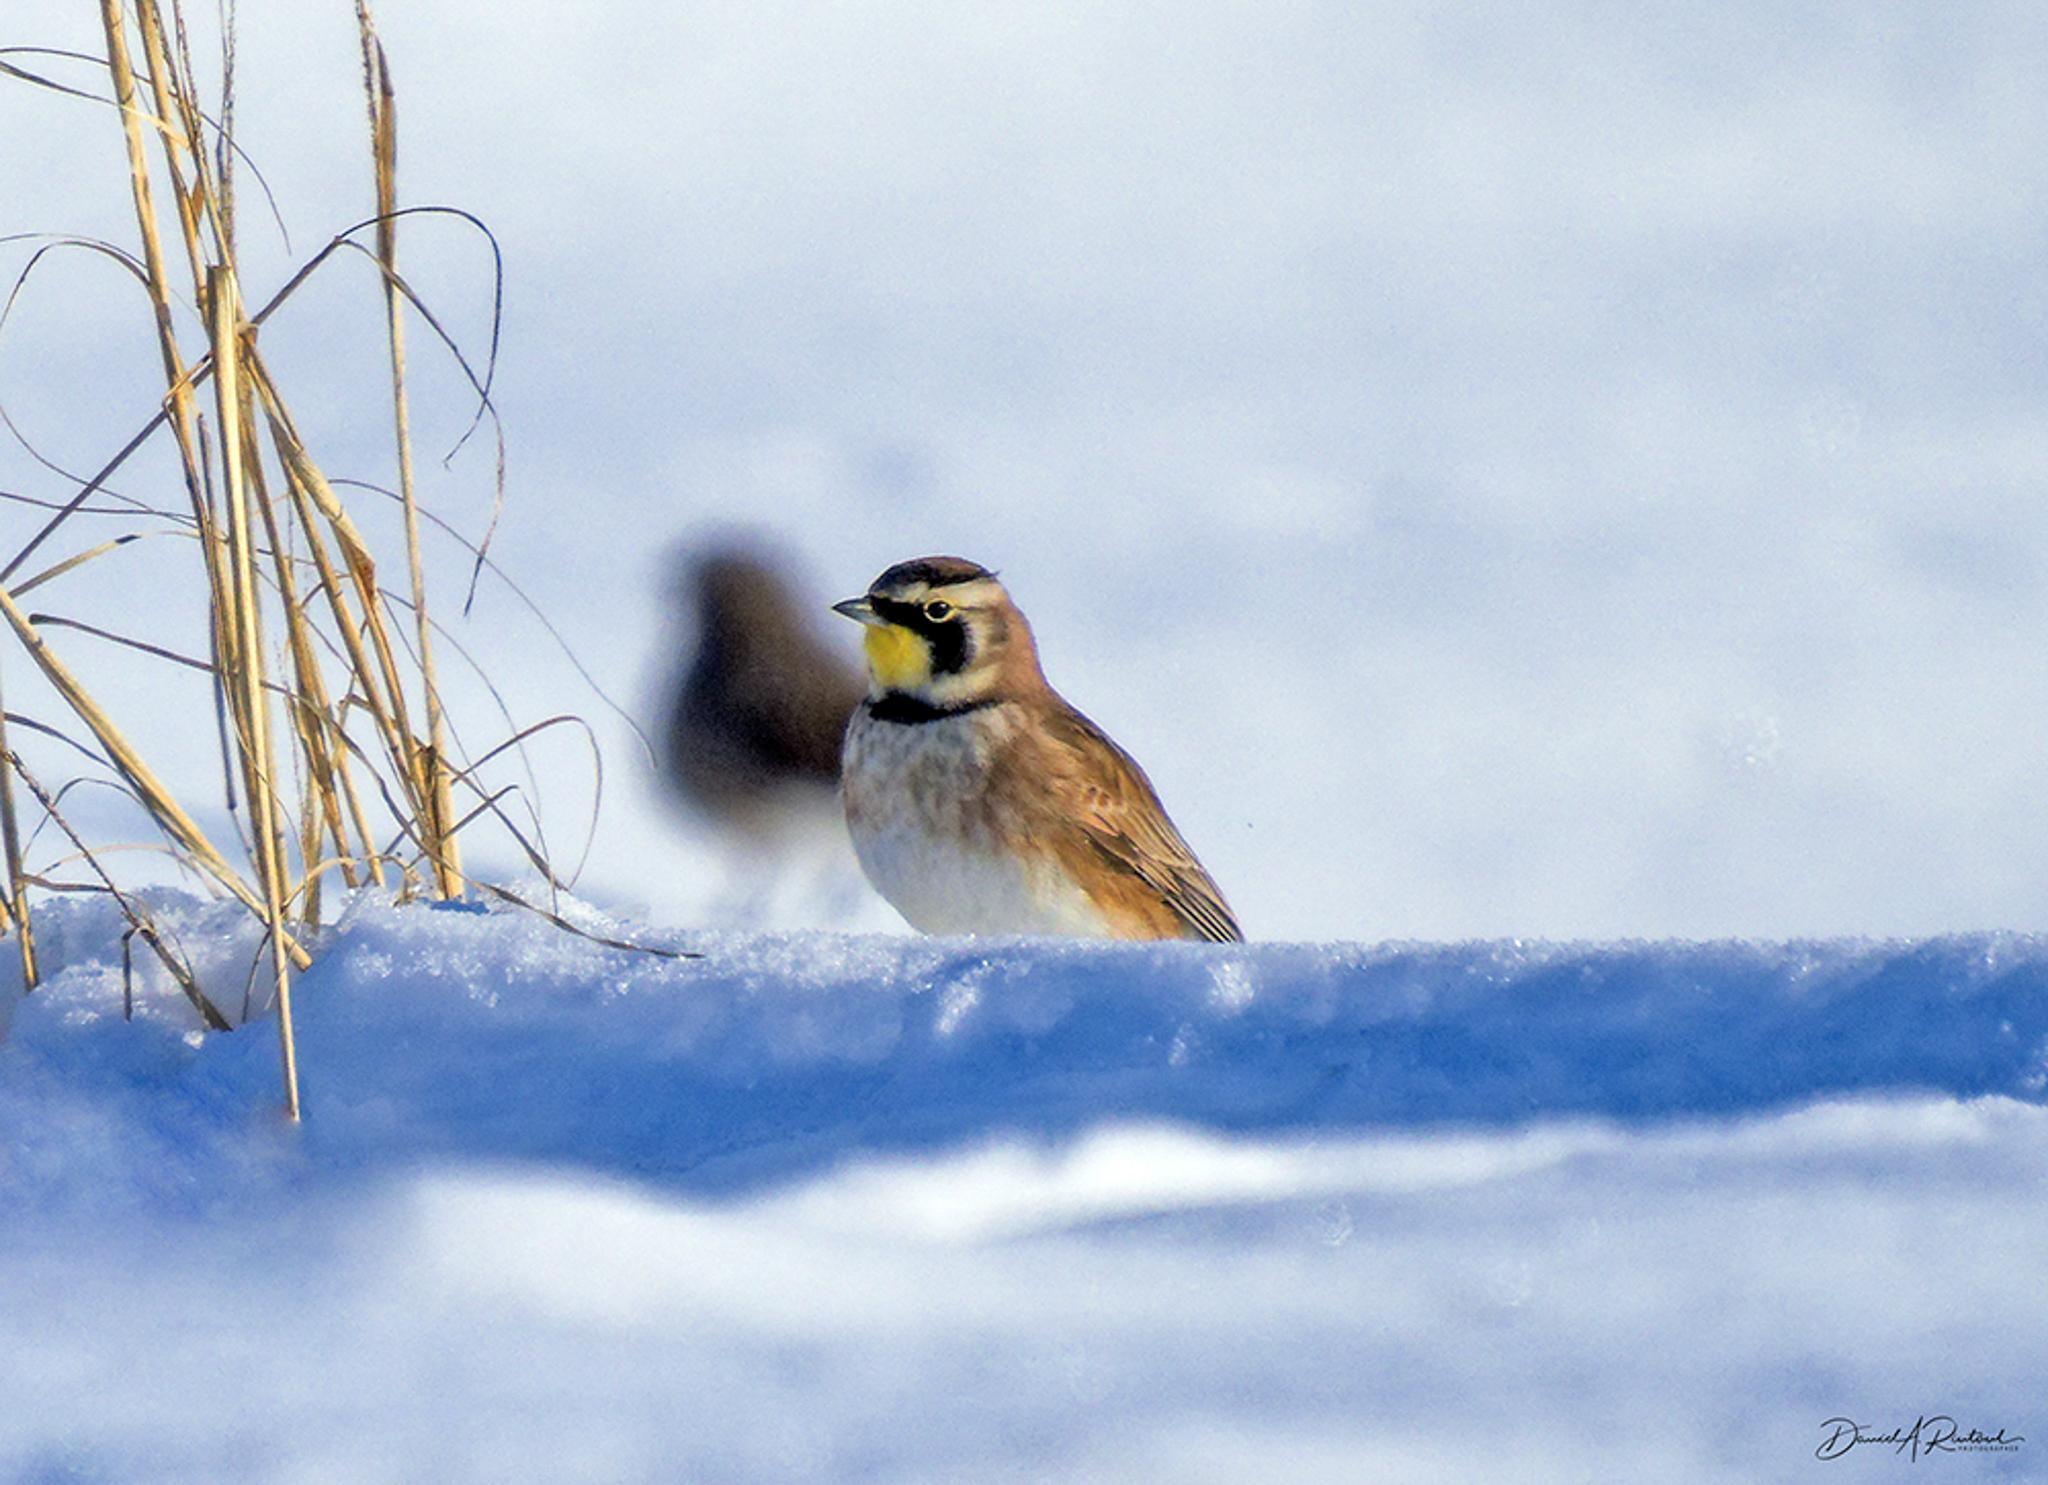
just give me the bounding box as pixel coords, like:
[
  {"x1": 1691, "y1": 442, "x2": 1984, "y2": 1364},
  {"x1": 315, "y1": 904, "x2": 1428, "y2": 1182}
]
[{"x1": 832, "y1": 595, "x2": 884, "y2": 626}]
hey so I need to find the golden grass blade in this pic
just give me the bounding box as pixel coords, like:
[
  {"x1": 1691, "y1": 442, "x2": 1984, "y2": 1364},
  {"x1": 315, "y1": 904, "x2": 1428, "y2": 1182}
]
[
  {"x1": 213, "y1": 1, "x2": 239, "y2": 240},
  {"x1": 355, "y1": 3, "x2": 459, "y2": 899},
  {"x1": 11, "y1": 533, "x2": 150, "y2": 598},
  {"x1": 131, "y1": 0, "x2": 213, "y2": 304},
  {"x1": 250, "y1": 358, "x2": 433, "y2": 833},
  {"x1": 94, "y1": 0, "x2": 212, "y2": 532},
  {"x1": 243, "y1": 411, "x2": 364, "y2": 906},
  {"x1": 205, "y1": 262, "x2": 299, "y2": 1119},
  {"x1": 94, "y1": 1, "x2": 239, "y2": 791},
  {"x1": 0, "y1": 664, "x2": 37, "y2": 985}
]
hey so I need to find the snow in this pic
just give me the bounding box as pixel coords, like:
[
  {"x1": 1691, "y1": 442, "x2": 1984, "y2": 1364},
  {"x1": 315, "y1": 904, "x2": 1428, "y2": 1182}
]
[{"x1": 3, "y1": 894, "x2": 2043, "y2": 1480}]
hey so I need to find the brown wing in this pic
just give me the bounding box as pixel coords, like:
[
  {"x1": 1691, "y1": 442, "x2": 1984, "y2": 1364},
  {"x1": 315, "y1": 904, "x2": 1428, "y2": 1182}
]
[{"x1": 1019, "y1": 701, "x2": 1243, "y2": 943}]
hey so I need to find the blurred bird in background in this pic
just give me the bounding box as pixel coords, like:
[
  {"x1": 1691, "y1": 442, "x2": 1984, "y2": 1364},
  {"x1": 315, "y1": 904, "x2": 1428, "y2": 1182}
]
[{"x1": 657, "y1": 535, "x2": 867, "y2": 922}]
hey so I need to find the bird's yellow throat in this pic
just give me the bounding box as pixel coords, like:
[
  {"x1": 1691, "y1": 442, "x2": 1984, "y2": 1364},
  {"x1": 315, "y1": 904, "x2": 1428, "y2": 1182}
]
[{"x1": 863, "y1": 623, "x2": 930, "y2": 693}]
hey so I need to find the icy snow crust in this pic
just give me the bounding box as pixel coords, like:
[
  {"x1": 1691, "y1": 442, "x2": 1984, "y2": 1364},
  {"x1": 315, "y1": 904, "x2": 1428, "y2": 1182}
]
[
  {"x1": 4, "y1": 892, "x2": 2047, "y2": 1202},
  {"x1": 4, "y1": 894, "x2": 2045, "y2": 1482}
]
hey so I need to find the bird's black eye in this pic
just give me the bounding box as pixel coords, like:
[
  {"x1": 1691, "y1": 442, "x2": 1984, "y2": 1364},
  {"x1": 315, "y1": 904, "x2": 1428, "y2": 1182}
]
[{"x1": 924, "y1": 600, "x2": 954, "y2": 621}]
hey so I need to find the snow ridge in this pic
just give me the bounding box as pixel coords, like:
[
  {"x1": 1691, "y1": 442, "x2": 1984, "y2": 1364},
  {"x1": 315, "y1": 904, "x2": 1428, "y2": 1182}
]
[{"x1": 4, "y1": 892, "x2": 2044, "y2": 1204}]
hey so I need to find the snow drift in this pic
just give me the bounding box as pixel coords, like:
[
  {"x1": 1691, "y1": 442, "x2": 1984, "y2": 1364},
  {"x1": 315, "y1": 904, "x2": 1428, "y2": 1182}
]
[
  {"x1": 3, "y1": 893, "x2": 2042, "y2": 1483},
  {"x1": 5, "y1": 891, "x2": 2046, "y2": 1202}
]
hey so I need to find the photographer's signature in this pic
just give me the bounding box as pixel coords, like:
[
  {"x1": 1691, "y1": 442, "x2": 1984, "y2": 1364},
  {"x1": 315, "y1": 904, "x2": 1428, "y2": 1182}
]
[{"x1": 1818, "y1": 1416, "x2": 2025, "y2": 1462}]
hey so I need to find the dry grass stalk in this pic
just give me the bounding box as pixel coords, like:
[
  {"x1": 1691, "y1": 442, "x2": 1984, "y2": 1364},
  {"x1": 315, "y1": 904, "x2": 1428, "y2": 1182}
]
[
  {"x1": 0, "y1": 0, "x2": 573, "y2": 1117},
  {"x1": 2, "y1": 2, "x2": 681, "y2": 1114},
  {"x1": 205, "y1": 262, "x2": 299, "y2": 1118},
  {"x1": 0, "y1": 678, "x2": 39, "y2": 987},
  {"x1": 357, "y1": 4, "x2": 461, "y2": 900},
  {"x1": 250, "y1": 356, "x2": 448, "y2": 861}
]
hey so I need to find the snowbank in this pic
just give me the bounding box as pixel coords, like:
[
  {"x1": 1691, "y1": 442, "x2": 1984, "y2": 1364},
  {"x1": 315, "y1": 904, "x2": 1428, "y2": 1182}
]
[
  {"x1": 3, "y1": 893, "x2": 2042, "y2": 1482},
  {"x1": 5, "y1": 892, "x2": 2045, "y2": 1202}
]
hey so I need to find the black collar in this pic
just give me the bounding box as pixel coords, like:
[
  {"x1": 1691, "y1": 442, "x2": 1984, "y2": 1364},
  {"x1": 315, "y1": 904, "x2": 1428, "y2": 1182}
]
[{"x1": 866, "y1": 694, "x2": 999, "y2": 725}]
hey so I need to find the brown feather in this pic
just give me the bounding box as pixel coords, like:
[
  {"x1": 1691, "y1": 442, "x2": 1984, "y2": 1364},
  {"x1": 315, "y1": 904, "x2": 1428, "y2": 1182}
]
[{"x1": 1004, "y1": 699, "x2": 1243, "y2": 943}]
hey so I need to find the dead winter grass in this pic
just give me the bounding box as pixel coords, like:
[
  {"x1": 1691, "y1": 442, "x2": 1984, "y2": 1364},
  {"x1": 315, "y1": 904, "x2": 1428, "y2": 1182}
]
[{"x1": 0, "y1": 2, "x2": 677, "y2": 1118}]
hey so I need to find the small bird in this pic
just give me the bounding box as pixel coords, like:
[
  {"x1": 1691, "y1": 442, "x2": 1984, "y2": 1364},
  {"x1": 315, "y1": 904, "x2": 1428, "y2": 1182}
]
[
  {"x1": 661, "y1": 541, "x2": 865, "y2": 839},
  {"x1": 834, "y1": 556, "x2": 1241, "y2": 942}
]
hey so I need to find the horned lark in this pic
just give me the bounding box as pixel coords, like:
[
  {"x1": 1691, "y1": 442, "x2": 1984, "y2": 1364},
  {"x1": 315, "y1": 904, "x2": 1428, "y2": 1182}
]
[{"x1": 834, "y1": 556, "x2": 1241, "y2": 942}]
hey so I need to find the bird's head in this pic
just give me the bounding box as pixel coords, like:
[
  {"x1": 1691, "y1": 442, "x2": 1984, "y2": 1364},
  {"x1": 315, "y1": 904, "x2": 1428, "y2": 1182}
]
[{"x1": 832, "y1": 556, "x2": 1041, "y2": 707}]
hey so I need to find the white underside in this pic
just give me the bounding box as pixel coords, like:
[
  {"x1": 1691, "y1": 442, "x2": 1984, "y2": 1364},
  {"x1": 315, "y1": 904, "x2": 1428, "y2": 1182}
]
[
  {"x1": 842, "y1": 707, "x2": 1117, "y2": 938},
  {"x1": 848, "y1": 818, "x2": 1115, "y2": 937}
]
